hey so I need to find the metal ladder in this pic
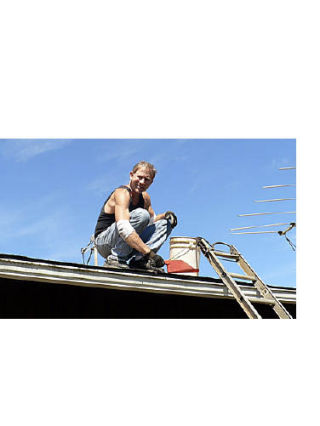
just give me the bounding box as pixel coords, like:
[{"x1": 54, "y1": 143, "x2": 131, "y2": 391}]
[{"x1": 196, "y1": 238, "x2": 293, "y2": 319}]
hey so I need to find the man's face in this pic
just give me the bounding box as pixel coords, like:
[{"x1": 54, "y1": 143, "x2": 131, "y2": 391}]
[{"x1": 130, "y1": 167, "x2": 154, "y2": 193}]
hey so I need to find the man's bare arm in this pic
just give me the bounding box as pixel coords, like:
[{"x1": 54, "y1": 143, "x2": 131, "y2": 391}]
[
  {"x1": 144, "y1": 192, "x2": 166, "y2": 222},
  {"x1": 144, "y1": 193, "x2": 177, "y2": 227},
  {"x1": 114, "y1": 189, "x2": 151, "y2": 255}
]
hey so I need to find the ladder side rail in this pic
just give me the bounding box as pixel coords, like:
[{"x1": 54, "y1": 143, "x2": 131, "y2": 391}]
[
  {"x1": 256, "y1": 279, "x2": 293, "y2": 318},
  {"x1": 231, "y1": 246, "x2": 293, "y2": 319},
  {"x1": 197, "y1": 239, "x2": 262, "y2": 319},
  {"x1": 206, "y1": 252, "x2": 262, "y2": 319}
]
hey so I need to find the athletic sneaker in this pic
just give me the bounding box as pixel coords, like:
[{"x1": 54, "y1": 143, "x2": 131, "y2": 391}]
[{"x1": 103, "y1": 257, "x2": 129, "y2": 269}]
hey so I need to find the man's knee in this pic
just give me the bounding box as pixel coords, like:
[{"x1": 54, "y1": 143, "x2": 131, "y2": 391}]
[{"x1": 130, "y1": 208, "x2": 150, "y2": 227}]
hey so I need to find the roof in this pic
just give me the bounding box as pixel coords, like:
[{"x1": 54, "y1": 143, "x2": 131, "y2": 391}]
[{"x1": 0, "y1": 253, "x2": 296, "y2": 305}]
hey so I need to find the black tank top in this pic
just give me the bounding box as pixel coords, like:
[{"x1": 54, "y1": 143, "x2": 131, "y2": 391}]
[{"x1": 94, "y1": 186, "x2": 145, "y2": 238}]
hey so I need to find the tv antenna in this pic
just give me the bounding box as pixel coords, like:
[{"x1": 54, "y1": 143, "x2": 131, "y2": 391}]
[{"x1": 232, "y1": 165, "x2": 296, "y2": 250}]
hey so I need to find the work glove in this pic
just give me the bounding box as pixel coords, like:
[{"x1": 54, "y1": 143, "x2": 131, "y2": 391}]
[
  {"x1": 147, "y1": 250, "x2": 165, "y2": 268},
  {"x1": 165, "y1": 211, "x2": 178, "y2": 228}
]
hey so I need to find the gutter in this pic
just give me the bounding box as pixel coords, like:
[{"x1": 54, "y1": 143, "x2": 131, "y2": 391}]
[{"x1": 0, "y1": 254, "x2": 296, "y2": 304}]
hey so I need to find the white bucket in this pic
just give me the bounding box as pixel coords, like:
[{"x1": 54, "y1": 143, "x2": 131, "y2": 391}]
[{"x1": 169, "y1": 237, "x2": 201, "y2": 276}]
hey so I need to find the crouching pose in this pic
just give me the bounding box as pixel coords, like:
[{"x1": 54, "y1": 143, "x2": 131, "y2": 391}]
[{"x1": 94, "y1": 161, "x2": 177, "y2": 270}]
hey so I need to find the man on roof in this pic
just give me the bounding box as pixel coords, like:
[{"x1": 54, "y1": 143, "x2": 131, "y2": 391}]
[{"x1": 94, "y1": 161, "x2": 177, "y2": 270}]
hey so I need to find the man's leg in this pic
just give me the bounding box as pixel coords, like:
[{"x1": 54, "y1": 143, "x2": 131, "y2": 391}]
[
  {"x1": 129, "y1": 219, "x2": 172, "y2": 261},
  {"x1": 95, "y1": 208, "x2": 150, "y2": 262}
]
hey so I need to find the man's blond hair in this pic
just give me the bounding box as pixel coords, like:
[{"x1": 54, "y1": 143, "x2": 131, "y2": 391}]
[{"x1": 132, "y1": 161, "x2": 157, "y2": 179}]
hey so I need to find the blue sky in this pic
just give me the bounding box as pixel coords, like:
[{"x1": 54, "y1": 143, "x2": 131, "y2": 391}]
[{"x1": 0, "y1": 139, "x2": 296, "y2": 287}]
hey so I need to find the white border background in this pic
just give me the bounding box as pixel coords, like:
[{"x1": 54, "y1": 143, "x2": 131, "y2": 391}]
[{"x1": 1, "y1": 1, "x2": 318, "y2": 425}]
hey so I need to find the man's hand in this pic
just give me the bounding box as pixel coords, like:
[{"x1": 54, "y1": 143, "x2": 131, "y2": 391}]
[
  {"x1": 148, "y1": 250, "x2": 165, "y2": 268},
  {"x1": 165, "y1": 211, "x2": 178, "y2": 228}
]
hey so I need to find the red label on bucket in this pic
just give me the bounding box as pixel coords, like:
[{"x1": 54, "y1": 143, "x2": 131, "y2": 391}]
[{"x1": 165, "y1": 260, "x2": 199, "y2": 274}]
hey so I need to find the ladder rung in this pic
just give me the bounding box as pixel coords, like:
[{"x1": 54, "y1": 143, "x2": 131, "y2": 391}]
[
  {"x1": 249, "y1": 297, "x2": 276, "y2": 306},
  {"x1": 229, "y1": 272, "x2": 256, "y2": 281},
  {"x1": 213, "y1": 251, "x2": 239, "y2": 260}
]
